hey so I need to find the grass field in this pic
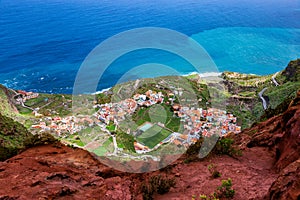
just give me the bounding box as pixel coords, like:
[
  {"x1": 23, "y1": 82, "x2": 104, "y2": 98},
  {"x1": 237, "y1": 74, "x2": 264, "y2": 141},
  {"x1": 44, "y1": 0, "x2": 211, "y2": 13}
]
[
  {"x1": 132, "y1": 104, "x2": 181, "y2": 132},
  {"x1": 116, "y1": 132, "x2": 135, "y2": 152},
  {"x1": 92, "y1": 146, "x2": 107, "y2": 156},
  {"x1": 137, "y1": 124, "x2": 172, "y2": 149},
  {"x1": 22, "y1": 93, "x2": 72, "y2": 116}
]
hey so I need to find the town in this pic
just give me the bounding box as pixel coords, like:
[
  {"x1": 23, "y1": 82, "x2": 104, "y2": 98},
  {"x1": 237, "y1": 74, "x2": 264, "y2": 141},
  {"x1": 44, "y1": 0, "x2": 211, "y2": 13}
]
[
  {"x1": 92, "y1": 89, "x2": 241, "y2": 153},
  {"x1": 27, "y1": 87, "x2": 241, "y2": 157}
]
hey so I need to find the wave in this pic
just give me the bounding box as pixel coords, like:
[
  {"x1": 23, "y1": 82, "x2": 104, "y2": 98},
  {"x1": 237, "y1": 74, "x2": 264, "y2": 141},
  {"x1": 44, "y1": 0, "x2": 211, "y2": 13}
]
[
  {"x1": 92, "y1": 87, "x2": 112, "y2": 95},
  {"x1": 182, "y1": 71, "x2": 221, "y2": 78},
  {"x1": 91, "y1": 72, "x2": 221, "y2": 95}
]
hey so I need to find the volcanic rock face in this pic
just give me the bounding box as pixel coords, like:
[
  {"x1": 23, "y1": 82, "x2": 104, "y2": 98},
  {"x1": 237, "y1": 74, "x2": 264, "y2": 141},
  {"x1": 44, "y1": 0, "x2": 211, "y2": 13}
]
[
  {"x1": 239, "y1": 90, "x2": 300, "y2": 171},
  {"x1": 236, "y1": 90, "x2": 300, "y2": 200},
  {"x1": 0, "y1": 144, "x2": 135, "y2": 200},
  {"x1": 268, "y1": 159, "x2": 300, "y2": 200},
  {"x1": 0, "y1": 143, "x2": 278, "y2": 200}
]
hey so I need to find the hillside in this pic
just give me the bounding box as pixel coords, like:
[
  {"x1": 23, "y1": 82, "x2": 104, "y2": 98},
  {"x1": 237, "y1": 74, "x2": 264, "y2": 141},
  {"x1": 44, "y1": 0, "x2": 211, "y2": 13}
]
[
  {"x1": 0, "y1": 84, "x2": 18, "y2": 118},
  {"x1": 0, "y1": 60, "x2": 299, "y2": 199},
  {"x1": 222, "y1": 59, "x2": 300, "y2": 129},
  {"x1": 0, "y1": 90, "x2": 299, "y2": 199},
  {"x1": 0, "y1": 113, "x2": 32, "y2": 161},
  {"x1": 0, "y1": 103, "x2": 57, "y2": 161}
]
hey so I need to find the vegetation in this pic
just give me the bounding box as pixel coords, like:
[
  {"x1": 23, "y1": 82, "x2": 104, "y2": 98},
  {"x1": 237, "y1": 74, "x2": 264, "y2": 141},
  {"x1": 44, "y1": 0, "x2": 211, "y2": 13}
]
[
  {"x1": 37, "y1": 94, "x2": 72, "y2": 117},
  {"x1": 187, "y1": 79, "x2": 210, "y2": 108},
  {"x1": 192, "y1": 194, "x2": 219, "y2": 200},
  {"x1": 280, "y1": 59, "x2": 300, "y2": 82},
  {"x1": 136, "y1": 124, "x2": 172, "y2": 149},
  {"x1": 208, "y1": 164, "x2": 221, "y2": 179},
  {"x1": 213, "y1": 138, "x2": 242, "y2": 157},
  {"x1": 24, "y1": 132, "x2": 57, "y2": 148},
  {"x1": 260, "y1": 93, "x2": 295, "y2": 121},
  {"x1": 0, "y1": 113, "x2": 32, "y2": 161},
  {"x1": 265, "y1": 82, "x2": 300, "y2": 110},
  {"x1": 0, "y1": 85, "x2": 18, "y2": 118},
  {"x1": 0, "y1": 111, "x2": 58, "y2": 161},
  {"x1": 222, "y1": 59, "x2": 300, "y2": 129},
  {"x1": 96, "y1": 92, "x2": 112, "y2": 104},
  {"x1": 222, "y1": 71, "x2": 272, "y2": 87},
  {"x1": 132, "y1": 104, "x2": 181, "y2": 132},
  {"x1": 63, "y1": 133, "x2": 85, "y2": 147},
  {"x1": 141, "y1": 175, "x2": 176, "y2": 200},
  {"x1": 135, "y1": 83, "x2": 163, "y2": 96},
  {"x1": 192, "y1": 178, "x2": 235, "y2": 200},
  {"x1": 0, "y1": 59, "x2": 299, "y2": 164},
  {"x1": 116, "y1": 131, "x2": 135, "y2": 152},
  {"x1": 186, "y1": 137, "x2": 241, "y2": 161},
  {"x1": 226, "y1": 104, "x2": 256, "y2": 130},
  {"x1": 106, "y1": 121, "x2": 116, "y2": 131},
  {"x1": 186, "y1": 138, "x2": 204, "y2": 156},
  {"x1": 215, "y1": 178, "x2": 235, "y2": 198}
]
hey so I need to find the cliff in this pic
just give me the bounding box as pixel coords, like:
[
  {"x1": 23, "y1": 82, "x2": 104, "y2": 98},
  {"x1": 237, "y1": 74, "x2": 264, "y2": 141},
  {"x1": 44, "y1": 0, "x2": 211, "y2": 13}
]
[
  {"x1": 0, "y1": 60, "x2": 299, "y2": 199},
  {"x1": 0, "y1": 91, "x2": 299, "y2": 199}
]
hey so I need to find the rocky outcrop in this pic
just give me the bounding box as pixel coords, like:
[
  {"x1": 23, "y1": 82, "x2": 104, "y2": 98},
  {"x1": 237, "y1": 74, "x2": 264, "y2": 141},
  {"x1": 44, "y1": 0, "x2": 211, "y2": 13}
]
[
  {"x1": 237, "y1": 90, "x2": 300, "y2": 172},
  {"x1": 0, "y1": 144, "x2": 136, "y2": 200},
  {"x1": 0, "y1": 143, "x2": 278, "y2": 200},
  {"x1": 233, "y1": 90, "x2": 300, "y2": 200},
  {"x1": 268, "y1": 159, "x2": 300, "y2": 200},
  {"x1": 281, "y1": 59, "x2": 300, "y2": 82}
]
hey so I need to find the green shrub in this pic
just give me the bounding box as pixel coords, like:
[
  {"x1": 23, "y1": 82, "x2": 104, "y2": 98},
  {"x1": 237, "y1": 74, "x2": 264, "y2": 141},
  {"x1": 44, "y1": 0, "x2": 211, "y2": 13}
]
[
  {"x1": 0, "y1": 113, "x2": 32, "y2": 161},
  {"x1": 24, "y1": 132, "x2": 57, "y2": 147},
  {"x1": 192, "y1": 178, "x2": 235, "y2": 199},
  {"x1": 191, "y1": 193, "x2": 219, "y2": 200},
  {"x1": 116, "y1": 131, "x2": 135, "y2": 153},
  {"x1": 0, "y1": 146, "x2": 18, "y2": 161},
  {"x1": 214, "y1": 138, "x2": 242, "y2": 157},
  {"x1": 141, "y1": 175, "x2": 176, "y2": 200},
  {"x1": 215, "y1": 178, "x2": 235, "y2": 198},
  {"x1": 185, "y1": 137, "x2": 241, "y2": 162},
  {"x1": 186, "y1": 138, "x2": 204, "y2": 155},
  {"x1": 208, "y1": 164, "x2": 221, "y2": 179}
]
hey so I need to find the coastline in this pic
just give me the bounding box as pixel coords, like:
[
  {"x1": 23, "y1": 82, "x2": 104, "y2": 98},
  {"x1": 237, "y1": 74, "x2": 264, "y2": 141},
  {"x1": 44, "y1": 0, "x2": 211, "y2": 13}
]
[
  {"x1": 182, "y1": 71, "x2": 222, "y2": 78},
  {"x1": 92, "y1": 87, "x2": 112, "y2": 95},
  {"x1": 92, "y1": 71, "x2": 222, "y2": 95},
  {"x1": 0, "y1": 70, "x2": 277, "y2": 95}
]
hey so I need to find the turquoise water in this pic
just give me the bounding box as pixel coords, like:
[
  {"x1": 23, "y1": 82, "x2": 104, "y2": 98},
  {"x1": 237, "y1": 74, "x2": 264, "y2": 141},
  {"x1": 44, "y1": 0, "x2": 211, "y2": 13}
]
[
  {"x1": 0, "y1": 0, "x2": 299, "y2": 93},
  {"x1": 192, "y1": 27, "x2": 300, "y2": 74}
]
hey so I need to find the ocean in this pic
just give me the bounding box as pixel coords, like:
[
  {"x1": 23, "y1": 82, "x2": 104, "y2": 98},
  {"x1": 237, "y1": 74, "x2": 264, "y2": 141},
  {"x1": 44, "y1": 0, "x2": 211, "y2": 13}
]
[{"x1": 0, "y1": 0, "x2": 299, "y2": 94}]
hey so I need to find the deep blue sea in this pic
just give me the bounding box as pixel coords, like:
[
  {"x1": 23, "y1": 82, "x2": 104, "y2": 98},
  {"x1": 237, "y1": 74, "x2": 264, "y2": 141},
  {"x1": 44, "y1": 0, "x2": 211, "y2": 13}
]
[{"x1": 0, "y1": 0, "x2": 299, "y2": 93}]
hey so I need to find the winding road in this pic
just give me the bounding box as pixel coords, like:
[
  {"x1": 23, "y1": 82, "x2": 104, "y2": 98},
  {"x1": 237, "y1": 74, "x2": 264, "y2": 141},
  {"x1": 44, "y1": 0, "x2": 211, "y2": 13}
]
[
  {"x1": 259, "y1": 88, "x2": 268, "y2": 110},
  {"x1": 10, "y1": 89, "x2": 34, "y2": 111},
  {"x1": 258, "y1": 72, "x2": 280, "y2": 110},
  {"x1": 272, "y1": 72, "x2": 280, "y2": 86}
]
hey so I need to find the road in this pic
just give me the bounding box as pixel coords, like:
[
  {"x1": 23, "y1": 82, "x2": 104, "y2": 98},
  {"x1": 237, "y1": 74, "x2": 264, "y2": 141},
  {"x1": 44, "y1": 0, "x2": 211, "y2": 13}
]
[
  {"x1": 259, "y1": 87, "x2": 268, "y2": 110},
  {"x1": 272, "y1": 72, "x2": 280, "y2": 86},
  {"x1": 134, "y1": 79, "x2": 140, "y2": 89},
  {"x1": 16, "y1": 96, "x2": 34, "y2": 111},
  {"x1": 11, "y1": 89, "x2": 34, "y2": 111},
  {"x1": 112, "y1": 135, "x2": 118, "y2": 155}
]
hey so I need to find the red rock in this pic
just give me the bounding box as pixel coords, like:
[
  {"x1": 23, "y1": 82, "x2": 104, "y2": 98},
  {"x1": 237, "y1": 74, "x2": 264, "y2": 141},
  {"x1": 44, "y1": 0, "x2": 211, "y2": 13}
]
[{"x1": 0, "y1": 92, "x2": 299, "y2": 199}]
